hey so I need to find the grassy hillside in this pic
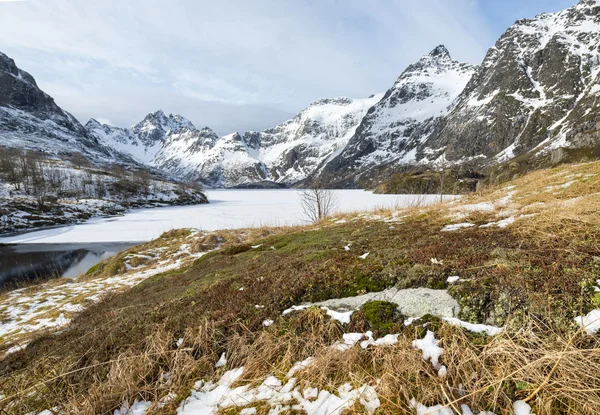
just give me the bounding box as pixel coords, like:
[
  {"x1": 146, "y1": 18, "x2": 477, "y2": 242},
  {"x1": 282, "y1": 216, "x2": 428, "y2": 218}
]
[{"x1": 2, "y1": 161, "x2": 600, "y2": 414}]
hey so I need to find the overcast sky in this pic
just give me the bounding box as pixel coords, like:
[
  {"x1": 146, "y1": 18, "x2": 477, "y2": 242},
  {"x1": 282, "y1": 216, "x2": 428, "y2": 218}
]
[{"x1": 0, "y1": 0, "x2": 575, "y2": 135}]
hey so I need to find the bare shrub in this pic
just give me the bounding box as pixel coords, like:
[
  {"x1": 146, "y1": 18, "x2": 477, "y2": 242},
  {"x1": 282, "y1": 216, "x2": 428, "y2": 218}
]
[{"x1": 300, "y1": 184, "x2": 338, "y2": 223}]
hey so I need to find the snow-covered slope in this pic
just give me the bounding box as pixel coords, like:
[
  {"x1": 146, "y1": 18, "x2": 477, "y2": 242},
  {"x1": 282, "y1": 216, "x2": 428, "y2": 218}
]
[
  {"x1": 245, "y1": 95, "x2": 383, "y2": 184},
  {"x1": 316, "y1": 46, "x2": 477, "y2": 187},
  {"x1": 154, "y1": 130, "x2": 268, "y2": 186}
]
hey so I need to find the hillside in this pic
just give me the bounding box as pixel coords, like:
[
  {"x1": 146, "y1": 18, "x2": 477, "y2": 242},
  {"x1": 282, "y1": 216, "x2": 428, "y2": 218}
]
[
  {"x1": 315, "y1": 0, "x2": 600, "y2": 188},
  {"x1": 2, "y1": 161, "x2": 600, "y2": 414},
  {"x1": 0, "y1": 52, "x2": 144, "y2": 168}
]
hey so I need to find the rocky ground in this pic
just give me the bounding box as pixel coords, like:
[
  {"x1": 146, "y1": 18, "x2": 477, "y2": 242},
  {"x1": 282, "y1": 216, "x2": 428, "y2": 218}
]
[{"x1": 1, "y1": 160, "x2": 600, "y2": 414}]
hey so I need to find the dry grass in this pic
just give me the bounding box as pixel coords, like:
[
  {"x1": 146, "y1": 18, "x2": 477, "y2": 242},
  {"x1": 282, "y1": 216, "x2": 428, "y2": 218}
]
[{"x1": 4, "y1": 312, "x2": 600, "y2": 414}]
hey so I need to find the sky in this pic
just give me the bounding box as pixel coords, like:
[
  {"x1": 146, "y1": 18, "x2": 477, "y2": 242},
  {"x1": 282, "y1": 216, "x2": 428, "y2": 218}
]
[{"x1": 0, "y1": 0, "x2": 577, "y2": 135}]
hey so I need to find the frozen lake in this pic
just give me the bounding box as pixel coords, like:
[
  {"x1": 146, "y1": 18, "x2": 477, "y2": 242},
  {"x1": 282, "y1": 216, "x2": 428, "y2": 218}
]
[{"x1": 0, "y1": 190, "x2": 444, "y2": 244}]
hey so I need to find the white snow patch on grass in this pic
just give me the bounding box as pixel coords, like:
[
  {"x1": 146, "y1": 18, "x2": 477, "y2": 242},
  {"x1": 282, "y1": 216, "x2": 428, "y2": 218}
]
[
  {"x1": 480, "y1": 216, "x2": 516, "y2": 228},
  {"x1": 441, "y1": 223, "x2": 475, "y2": 232},
  {"x1": 514, "y1": 400, "x2": 535, "y2": 415},
  {"x1": 113, "y1": 399, "x2": 152, "y2": 415},
  {"x1": 215, "y1": 352, "x2": 227, "y2": 368},
  {"x1": 574, "y1": 309, "x2": 600, "y2": 334},
  {"x1": 176, "y1": 367, "x2": 380, "y2": 415},
  {"x1": 410, "y1": 398, "x2": 454, "y2": 415},
  {"x1": 286, "y1": 357, "x2": 315, "y2": 378},
  {"x1": 412, "y1": 330, "x2": 444, "y2": 369},
  {"x1": 333, "y1": 331, "x2": 399, "y2": 351},
  {"x1": 443, "y1": 318, "x2": 504, "y2": 336}
]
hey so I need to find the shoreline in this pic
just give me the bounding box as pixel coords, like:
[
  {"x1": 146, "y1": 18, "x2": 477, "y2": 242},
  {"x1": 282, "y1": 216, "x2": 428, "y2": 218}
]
[{"x1": 0, "y1": 195, "x2": 209, "y2": 240}]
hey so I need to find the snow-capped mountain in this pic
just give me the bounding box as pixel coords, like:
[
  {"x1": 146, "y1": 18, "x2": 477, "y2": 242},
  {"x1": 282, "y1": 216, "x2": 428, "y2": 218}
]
[
  {"x1": 315, "y1": 46, "x2": 477, "y2": 187},
  {"x1": 86, "y1": 110, "x2": 196, "y2": 166},
  {"x1": 154, "y1": 130, "x2": 268, "y2": 186},
  {"x1": 422, "y1": 0, "x2": 600, "y2": 165},
  {"x1": 0, "y1": 52, "x2": 139, "y2": 166},
  {"x1": 88, "y1": 96, "x2": 382, "y2": 187}
]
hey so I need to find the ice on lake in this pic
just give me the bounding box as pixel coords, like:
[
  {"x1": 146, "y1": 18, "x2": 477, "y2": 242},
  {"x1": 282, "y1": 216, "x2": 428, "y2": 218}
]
[{"x1": 0, "y1": 190, "x2": 446, "y2": 244}]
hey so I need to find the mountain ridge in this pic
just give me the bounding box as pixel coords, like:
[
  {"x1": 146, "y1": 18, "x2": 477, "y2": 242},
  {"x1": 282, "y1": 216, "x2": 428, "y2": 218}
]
[{"x1": 3, "y1": 0, "x2": 600, "y2": 189}]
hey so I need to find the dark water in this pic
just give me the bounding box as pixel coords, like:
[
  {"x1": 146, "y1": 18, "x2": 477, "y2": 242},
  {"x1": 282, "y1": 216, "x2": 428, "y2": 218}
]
[{"x1": 0, "y1": 242, "x2": 137, "y2": 288}]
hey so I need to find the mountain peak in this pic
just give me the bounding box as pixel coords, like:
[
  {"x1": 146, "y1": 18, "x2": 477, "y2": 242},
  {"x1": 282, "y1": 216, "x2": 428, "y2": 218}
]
[
  {"x1": 134, "y1": 110, "x2": 195, "y2": 134},
  {"x1": 428, "y1": 45, "x2": 451, "y2": 59},
  {"x1": 151, "y1": 109, "x2": 167, "y2": 120},
  {"x1": 86, "y1": 118, "x2": 102, "y2": 127}
]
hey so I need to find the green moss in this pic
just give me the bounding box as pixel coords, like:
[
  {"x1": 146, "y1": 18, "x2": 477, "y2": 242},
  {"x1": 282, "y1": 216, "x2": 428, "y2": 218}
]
[
  {"x1": 411, "y1": 314, "x2": 443, "y2": 337},
  {"x1": 309, "y1": 267, "x2": 393, "y2": 303},
  {"x1": 360, "y1": 300, "x2": 403, "y2": 334},
  {"x1": 428, "y1": 280, "x2": 447, "y2": 290},
  {"x1": 375, "y1": 168, "x2": 482, "y2": 195},
  {"x1": 515, "y1": 381, "x2": 533, "y2": 392},
  {"x1": 85, "y1": 261, "x2": 104, "y2": 276},
  {"x1": 193, "y1": 250, "x2": 220, "y2": 266},
  {"x1": 592, "y1": 293, "x2": 600, "y2": 308},
  {"x1": 84, "y1": 254, "x2": 128, "y2": 278},
  {"x1": 304, "y1": 250, "x2": 333, "y2": 262}
]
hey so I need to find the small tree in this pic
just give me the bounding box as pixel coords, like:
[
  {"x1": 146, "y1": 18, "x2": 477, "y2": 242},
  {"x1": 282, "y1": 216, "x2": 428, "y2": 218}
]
[
  {"x1": 133, "y1": 170, "x2": 153, "y2": 196},
  {"x1": 94, "y1": 176, "x2": 107, "y2": 199},
  {"x1": 0, "y1": 147, "x2": 22, "y2": 190},
  {"x1": 180, "y1": 177, "x2": 204, "y2": 193},
  {"x1": 46, "y1": 166, "x2": 67, "y2": 196},
  {"x1": 300, "y1": 183, "x2": 338, "y2": 223},
  {"x1": 435, "y1": 152, "x2": 448, "y2": 203}
]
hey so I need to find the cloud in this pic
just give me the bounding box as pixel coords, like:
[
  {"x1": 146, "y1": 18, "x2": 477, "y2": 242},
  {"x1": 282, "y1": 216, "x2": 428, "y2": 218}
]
[{"x1": 0, "y1": 0, "x2": 495, "y2": 133}]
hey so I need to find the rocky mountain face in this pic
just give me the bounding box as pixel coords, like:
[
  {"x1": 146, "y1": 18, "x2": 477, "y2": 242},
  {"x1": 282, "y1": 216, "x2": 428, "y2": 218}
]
[
  {"x1": 419, "y1": 0, "x2": 600, "y2": 168},
  {"x1": 314, "y1": 46, "x2": 477, "y2": 187},
  {"x1": 0, "y1": 52, "x2": 137, "y2": 165},
  {"x1": 310, "y1": 0, "x2": 600, "y2": 188}
]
